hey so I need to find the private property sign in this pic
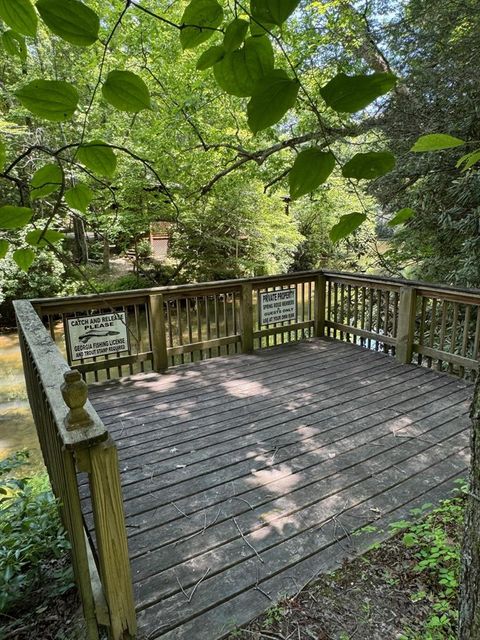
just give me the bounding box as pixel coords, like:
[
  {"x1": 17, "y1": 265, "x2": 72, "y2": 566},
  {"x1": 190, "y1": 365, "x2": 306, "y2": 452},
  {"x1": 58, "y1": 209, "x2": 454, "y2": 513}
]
[
  {"x1": 260, "y1": 289, "x2": 297, "y2": 325},
  {"x1": 67, "y1": 312, "x2": 129, "y2": 360}
]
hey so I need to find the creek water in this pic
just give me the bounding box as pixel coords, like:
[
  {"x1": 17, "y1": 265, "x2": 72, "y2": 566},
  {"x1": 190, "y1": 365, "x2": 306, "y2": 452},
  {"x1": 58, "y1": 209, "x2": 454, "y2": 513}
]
[{"x1": 0, "y1": 332, "x2": 44, "y2": 473}]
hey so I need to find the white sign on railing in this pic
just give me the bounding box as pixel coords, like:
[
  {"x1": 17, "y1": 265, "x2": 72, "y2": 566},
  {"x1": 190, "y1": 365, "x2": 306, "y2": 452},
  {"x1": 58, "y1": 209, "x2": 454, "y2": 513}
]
[
  {"x1": 67, "y1": 312, "x2": 129, "y2": 360},
  {"x1": 260, "y1": 289, "x2": 297, "y2": 325}
]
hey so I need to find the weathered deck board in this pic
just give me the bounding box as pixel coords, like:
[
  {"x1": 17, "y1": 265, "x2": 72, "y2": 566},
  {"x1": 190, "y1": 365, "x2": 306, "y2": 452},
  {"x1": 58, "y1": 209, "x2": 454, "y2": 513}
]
[{"x1": 87, "y1": 338, "x2": 473, "y2": 640}]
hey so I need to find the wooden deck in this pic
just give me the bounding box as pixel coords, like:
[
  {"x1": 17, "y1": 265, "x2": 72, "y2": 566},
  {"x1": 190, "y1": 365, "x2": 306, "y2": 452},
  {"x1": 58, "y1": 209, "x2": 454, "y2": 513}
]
[{"x1": 85, "y1": 338, "x2": 472, "y2": 640}]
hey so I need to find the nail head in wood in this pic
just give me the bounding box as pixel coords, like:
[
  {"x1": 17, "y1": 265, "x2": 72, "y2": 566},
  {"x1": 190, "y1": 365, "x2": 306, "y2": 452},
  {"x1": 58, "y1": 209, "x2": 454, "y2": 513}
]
[{"x1": 61, "y1": 369, "x2": 94, "y2": 430}]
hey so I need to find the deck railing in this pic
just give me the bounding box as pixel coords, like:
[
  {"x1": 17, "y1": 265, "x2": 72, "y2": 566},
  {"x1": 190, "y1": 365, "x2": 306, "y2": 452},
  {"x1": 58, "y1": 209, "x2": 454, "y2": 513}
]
[
  {"x1": 15, "y1": 270, "x2": 480, "y2": 638},
  {"x1": 14, "y1": 300, "x2": 136, "y2": 640},
  {"x1": 30, "y1": 270, "x2": 480, "y2": 381}
]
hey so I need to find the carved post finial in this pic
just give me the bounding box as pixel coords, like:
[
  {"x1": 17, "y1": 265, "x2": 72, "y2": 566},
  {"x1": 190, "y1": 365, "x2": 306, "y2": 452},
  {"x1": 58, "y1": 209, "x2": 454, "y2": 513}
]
[{"x1": 61, "y1": 369, "x2": 93, "y2": 430}]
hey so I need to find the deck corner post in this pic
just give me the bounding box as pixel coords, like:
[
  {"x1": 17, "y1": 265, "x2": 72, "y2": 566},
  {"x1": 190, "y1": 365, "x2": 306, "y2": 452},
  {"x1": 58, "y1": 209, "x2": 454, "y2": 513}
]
[
  {"x1": 240, "y1": 283, "x2": 254, "y2": 353},
  {"x1": 314, "y1": 274, "x2": 327, "y2": 338},
  {"x1": 88, "y1": 439, "x2": 137, "y2": 640},
  {"x1": 396, "y1": 286, "x2": 417, "y2": 364},
  {"x1": 148, "y1": 293, "x2": 168, "y2": 373}
]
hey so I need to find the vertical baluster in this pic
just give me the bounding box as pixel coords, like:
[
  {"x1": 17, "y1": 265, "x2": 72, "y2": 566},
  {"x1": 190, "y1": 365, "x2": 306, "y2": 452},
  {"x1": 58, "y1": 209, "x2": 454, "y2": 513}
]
[
  {"x1": 185, "y1": 297, "x2": 193, "y2": 362},
  {"x1": 327, "y1": 281, "x2": 332, "y2": 338},
  {"x1": 257, "y1": 288, "x2": 262, "y2": 349},
  {"x1": 339, "y1": 284, "x2": 345, "y2": 341},
  {"x1": 437, "y1": 300, "x2": 448, "y2": 371},
  {"x1": 204, "y1": 295, "x2": 211, "y2": 358},
  {"x1": 459, "y1": 305, "x2": 471, "y2": 377},
  {"x1": 368, "y1": 289, "x2": 374, "y2": 349},
  {"x1": 223, "y1": 293, "x2": 228, "y2": 355},
  {"x1": 234, "y1": 291, "x2": 240, "y2": 353},
  {"x1": 176, "y1": 299, "x2": 184, "y2": 365},
  {"x1": 196, "y1": 296, "x2": 202, "y2": 359},
  {"x1": 360, "y1": 286, "x2": 366, "y2": 347},
  {"x1": 383, "y1": 290, "x2": 390, "y2": 353},
  {"x1": 353, "y1": 286, "x2": 359, "y2": 345},
  {"x1": 473, "y1": 305, "x2": 480, "y2": 363},
  {"x1": 449, "y1": 302, "x2": 459, "y2": 374},
  {"x1": 346, "y1": 284, "x2": 351, "y2": 342},
  {"x1": 427, "y1": 298, "x2": 437, "y2": 368},
  {"x1": 333, "y1": 283, "x2": 339, "y2": 340},
  {"x1": 375, "y1": 289, "x2": 382, "y2": 351},
  {"x1": 165, "y1": 298, "x2": 173, "y2": 366},
  {"x1": 417, "y1": 296, "x2": 427, "y2": 366}
]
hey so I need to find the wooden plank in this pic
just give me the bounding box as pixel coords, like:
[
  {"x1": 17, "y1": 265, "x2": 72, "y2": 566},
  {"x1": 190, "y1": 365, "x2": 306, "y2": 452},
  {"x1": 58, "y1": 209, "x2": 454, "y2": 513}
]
[
  {"x1": 132, "y1": 431, "x2": 468, "y2": 614},
  {"x1": 76, "y1": 352, "x2": 152, "y2": 374},
  {"x1": 254, "y1": 320, "x2": 314, "y2": 339},
  {"x1": 325, "y1": 321, "x2": 396, "y2": 345},
  {"x1": 167, "y1": 335, "x2": 240, "y2": 356},
  {"x1": 414, "y1": 344, "x2": 479, "y2": 370},
  {"x1": 103, "y1": 368, "x2": 452, "y2": 501},
  {"x1": 106, "y1": 355, "x2": 421, "y2": 466},
  {"x1": 134, "y1": 435, "x2": 468, "y2": 637},
  {"x1": 155, "y1": 461, "x2": 467, "y2": 640},
  {"x1": 314, "y1": 274, "x2": 326, "y2": 338},
  {"x1": 88, "y1": 439, "x2": 136, "y2": 639},
  {"x1": 96, "y1": 351, "x2": 411, "y2": 436},
  {"x1": 123, "y1": 390, "x2": 469, "y2": 562}
]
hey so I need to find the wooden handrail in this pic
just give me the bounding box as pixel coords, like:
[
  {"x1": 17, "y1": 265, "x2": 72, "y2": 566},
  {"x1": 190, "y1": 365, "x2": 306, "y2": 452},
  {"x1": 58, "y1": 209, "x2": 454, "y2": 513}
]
[
  {"x1": 22, "y1": 269, "x2": 480, "y2": 380},
  {"x1": 14, "y1": 299, "x2": 136, "y2": 639}
]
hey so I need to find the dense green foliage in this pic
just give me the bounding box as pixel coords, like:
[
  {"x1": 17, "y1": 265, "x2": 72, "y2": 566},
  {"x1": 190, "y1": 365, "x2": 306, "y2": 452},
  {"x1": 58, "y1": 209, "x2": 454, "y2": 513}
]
[
  {"x1": 0, "y1": 452, "x2": 73, "y2": 614},
  {"x1": 0, "y1": 0, "x2": 478, "y2": 302}
]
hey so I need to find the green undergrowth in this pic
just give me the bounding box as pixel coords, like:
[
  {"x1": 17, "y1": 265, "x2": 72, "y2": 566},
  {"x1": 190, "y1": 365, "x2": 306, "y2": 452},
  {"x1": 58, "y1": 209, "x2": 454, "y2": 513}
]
[{"x1": 0, "y1": 451, "x2": 74, "y2": 616}]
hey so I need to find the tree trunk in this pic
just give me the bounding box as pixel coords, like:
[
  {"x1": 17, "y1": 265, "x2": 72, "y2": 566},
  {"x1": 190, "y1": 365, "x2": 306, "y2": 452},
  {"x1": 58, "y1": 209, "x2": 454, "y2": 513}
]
[
  {"x1": 459, "y1": 375, "x2": 480, "y2": 638},
  {"x1": 73, "y1": 216, "x2": 88, "y2": 264}
]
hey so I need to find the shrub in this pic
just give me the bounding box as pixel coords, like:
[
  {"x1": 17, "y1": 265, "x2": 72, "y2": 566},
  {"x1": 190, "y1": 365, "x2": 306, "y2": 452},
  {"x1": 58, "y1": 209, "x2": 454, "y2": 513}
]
[{"x1": 0, "y1": 452, "x2": 74, "y2": 614}]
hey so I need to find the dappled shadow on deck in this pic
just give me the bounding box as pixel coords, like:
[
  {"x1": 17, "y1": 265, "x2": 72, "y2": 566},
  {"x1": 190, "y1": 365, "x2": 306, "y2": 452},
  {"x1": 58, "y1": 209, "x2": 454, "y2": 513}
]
[{"x1": 86, "y1": 338, "x2": 472, "y2": 640}]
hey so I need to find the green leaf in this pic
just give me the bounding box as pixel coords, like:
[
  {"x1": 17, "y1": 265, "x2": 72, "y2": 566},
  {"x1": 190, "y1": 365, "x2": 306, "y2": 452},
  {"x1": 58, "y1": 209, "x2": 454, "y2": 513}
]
[
  {"x1": 77, "y1": 141, "x2": 117, "y2": 177},
  {"x1": 388, "y1": 207, "x2": 415, "y2": 226},
  {"x1": 329, "y1": 212, "x2": 367, "y2": 243},
  {"x1": 320, "y1": 72, "x2": 397, "y2": 113},
  {"x1": 342, "y1": 151, "x2": 396, "y2": 180},
  {"x1": 30, "y1": 163, "x2": 63, "y2": 200},
  {"x1": 15, "y1": 80, "x2": 79, "y2": 121},
  {"x1": 13, "y1": 248, "x2": 35, "y2": 271},
  {"x1": 250, "y1": 0, "x2": 300, "y2": 26},
  {"x1": 456, "y1": 149, "x2": 480, "y2": 171},
  {"x1": 411, "y1": 133, "x2": 465, "y2": 152},
  {"x1": 26, "y1": 229, "x2": 65, "y2": 246},
  {"x1": 0, "y1": 0, "x2": 37, "y2": 37},
  {"x1": 289, "y1": 148, "x2": 335, "y2": 200},
  {"x1": 64, "y1": 183, "x2": 93, "y2": 213},
  {"x1": 0, "y1": 205, "x2": 32, "y2": 229},
  {"x1": 214, "y1": 36, "x2": 274, "y2": 97},
  {"x1": 102, "y1": 70, "x2": 151, "y2": 113},
  {"x1": 180, "y1": 0, "x2": 223, "y2": 50},
  {"x1": 223, "y1": 18, "x2": 249, "y2": 52},
  {"x1": 0, "y1": 239, "x2": 9, "y2": 258},
  {"x1": 403, "y1": 533, "x2": 417, "y2": 548},
  {"x1": 0, "y1": 138, "x2": 5, "y2": 169},
  {"x1": 36, "y1": 0, "x2": 99, "y2": 47},
  {"x1": 196, "y1": 44, "x2": 225, "y2": 70},
  {"x1": 2, "y1": 30, "x2": 27, "y2": 61},
  {"x1": 247, "y1": 69, "x2": 299, "y2": 133},
  {"x1": 250, "y1": 17, "x2": 275, "y2": 36}
]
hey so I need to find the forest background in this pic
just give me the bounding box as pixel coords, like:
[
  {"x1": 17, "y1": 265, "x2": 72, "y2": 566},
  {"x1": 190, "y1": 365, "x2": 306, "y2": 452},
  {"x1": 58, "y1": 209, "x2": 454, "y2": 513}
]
[{"x1": 1, "y1": 0, "x2": 479, "y2": 327}]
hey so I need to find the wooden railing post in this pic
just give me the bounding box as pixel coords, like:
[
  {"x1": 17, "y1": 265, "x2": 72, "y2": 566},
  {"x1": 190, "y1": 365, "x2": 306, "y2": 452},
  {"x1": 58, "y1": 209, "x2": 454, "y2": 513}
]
[
  {"x1": 88, "y1": 439, "x2": 137, "y2": 640},
  {"x1": 240, "y1": 283, "x2": 254, "y2": 353},
  {"x1": 148, "y1": 293, "x2": 168, "y2": 372},
  {"x1": 396, "y1": 286, "x2": 417, "y2": 364},
  {"x1": 314, "y1": 274, "x2": 327, "y2": 338}
]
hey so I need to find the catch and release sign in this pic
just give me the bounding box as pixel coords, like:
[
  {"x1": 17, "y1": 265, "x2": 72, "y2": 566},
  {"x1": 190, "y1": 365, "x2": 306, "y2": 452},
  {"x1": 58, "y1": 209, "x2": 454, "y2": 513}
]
[
  {"x1": 260, "y1": 289, "x2": 297, "y2": 325},
  {"x1": 67, "y1": 312, "x2": 129, "y2": 360}
]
